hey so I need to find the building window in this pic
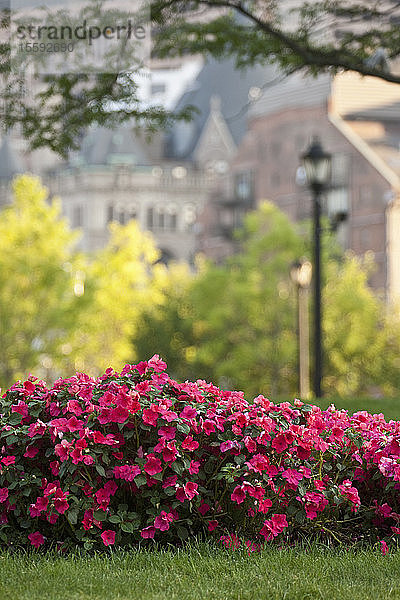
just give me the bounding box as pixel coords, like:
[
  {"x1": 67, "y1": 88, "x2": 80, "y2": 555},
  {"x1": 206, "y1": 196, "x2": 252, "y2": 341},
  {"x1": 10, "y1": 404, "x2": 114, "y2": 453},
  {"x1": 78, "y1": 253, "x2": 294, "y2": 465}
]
[
  {"x1": 72, "y1": 204, "x2": 83, "y2": 228},
  {"x1": 107, "y1": 204, "x2": 114, "y2": 223},
  {"x1": 234, "y1": 171, "x2": 254, "y2": 204},
  {"x1": 169, "y1": 212, "x2": 177, "y2": 230},
  {"x1": 129, "y1": 205, "x2": 138, "y2": 221},
  {"x1": 157, "y1": 209, "x2": 165, "y2": 229},
  {"x1": 147, "y1": 207, "x2": 154, "y2": 229},
  {"x1": 117, "y1": 206, "x2": 126, "y2": 225}
]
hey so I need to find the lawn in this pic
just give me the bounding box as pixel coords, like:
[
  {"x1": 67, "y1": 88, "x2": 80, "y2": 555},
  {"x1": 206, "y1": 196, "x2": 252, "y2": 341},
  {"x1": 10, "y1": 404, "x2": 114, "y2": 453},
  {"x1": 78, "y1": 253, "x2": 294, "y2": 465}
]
[{"x1": 0, "y1": 544, "x2": 399, "y2": 600}]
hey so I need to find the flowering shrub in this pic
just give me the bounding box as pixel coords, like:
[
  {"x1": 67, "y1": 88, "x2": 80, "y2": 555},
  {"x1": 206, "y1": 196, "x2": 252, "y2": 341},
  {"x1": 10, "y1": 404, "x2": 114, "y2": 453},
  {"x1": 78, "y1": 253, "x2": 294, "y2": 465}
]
[{"x1": 0, "y1": 356, "x2": 400, "y2": 551}]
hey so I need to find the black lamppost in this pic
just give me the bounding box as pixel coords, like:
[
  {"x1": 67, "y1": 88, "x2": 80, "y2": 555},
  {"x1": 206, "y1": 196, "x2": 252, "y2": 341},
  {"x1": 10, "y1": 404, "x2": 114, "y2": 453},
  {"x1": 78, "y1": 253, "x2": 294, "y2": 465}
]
[{"x1": 301, "y1": 138, "x2": 331, "y2": 398}]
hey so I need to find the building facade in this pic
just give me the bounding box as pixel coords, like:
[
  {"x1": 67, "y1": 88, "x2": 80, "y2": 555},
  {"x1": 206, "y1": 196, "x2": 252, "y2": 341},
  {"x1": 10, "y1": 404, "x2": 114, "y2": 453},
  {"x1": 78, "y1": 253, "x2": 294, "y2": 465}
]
[{"x1": 208, "y1": 71, "x2": 400, "y2": 301}]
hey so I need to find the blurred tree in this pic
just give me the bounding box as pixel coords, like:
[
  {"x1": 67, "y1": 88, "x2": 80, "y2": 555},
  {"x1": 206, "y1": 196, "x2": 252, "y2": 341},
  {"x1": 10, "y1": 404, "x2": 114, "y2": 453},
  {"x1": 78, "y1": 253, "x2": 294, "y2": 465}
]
[
  {"x1": 323, "y1": 252, "x2": 400, "y2": 397},
  {"x1": 133, "y1": 261, "x2": 197, "y2": 382},
  {"x1": 152, "y1": 1, "x2": 400, "y2": 83},
  {"x1": 60, "y1": 220, "x2": 170, "y2": 376},
  {"x1": 135, "y1": 202, "x2": 305, "y2": 397},
  {"x1": 0, "y1": 175, "x2": 85, "y2": 387},
  {"x1": 134, "y1": 202, "x2": 400, "y2": 399},
  {"x1": 1, "y1": 1, "x2": 400, "y2": 154}
]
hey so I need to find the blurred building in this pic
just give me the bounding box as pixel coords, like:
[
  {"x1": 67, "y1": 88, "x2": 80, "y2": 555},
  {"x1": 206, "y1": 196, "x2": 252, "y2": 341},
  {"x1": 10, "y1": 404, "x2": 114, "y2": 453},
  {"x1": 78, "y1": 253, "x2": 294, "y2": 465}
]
[
  {"x1": 0, "y1": 56, "x2": 271, "y2": 264},
  {"x1": 210, "y1": 70, "x2": 400, "y2": 302}
]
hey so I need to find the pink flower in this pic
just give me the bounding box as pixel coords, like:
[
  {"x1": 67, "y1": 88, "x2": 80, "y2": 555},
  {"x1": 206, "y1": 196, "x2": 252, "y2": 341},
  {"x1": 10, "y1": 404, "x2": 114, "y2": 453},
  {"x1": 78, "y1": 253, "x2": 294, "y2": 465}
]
[
  {"x1": 189, "y1": 460, "x2": 200, "y2": 475},
  {"x1": 181, "y1": 436, "x2": 199, "y2": 451},
  {"x1": 258, "y1": 498, "x2": 272, "y2": 514},
  {"x1": 34, "y1": 496, "x2": 48, "y2": 513},
  {"x1": 247, "y1": 454, "x2": 270, "y2": 473},
  {"x1": 208, "y1": 520, "x2": 218, "y2": 531},
  {"x1": 11, "y1": 401, "x2": 29, "y2": 418},
  {"x1": 154, "y1": 511, "x2": 174, "y2": 531},
  {"x1": 143, "y1": 407, "x2": 159, "y2": 427},
  {"x1": 1, "y1": 456, "x2": 15, "y2": 466},
  {"x1": 231, "y1": 486, "x2": 246, "y2": 504},
  {"x1": 144, "y1": 455, "x2": 162, "y2": 476},
  {"x1": 82, "y1": 510, "x2": 94, "y2": 530},
  {"x1": 104, "y1": 480, "x2": 118, "y2": 497},
  {"x1": 23, "y1": 380, "x2": 36, "y2": 395},
  {"x1": 302, "y1": 491, "x2": 329, "y2": 520},
  {"x1": 176, "y1": 481, "x2": 199, "y2": 502},
  {"x1": 49, "y1": 461, "x2": 60, "y2": 476},
  {"x1": 158, "y1": 426, "x2": 176, "y2": 440},
  {"x1": 220, "y1": 440, "x2": 235, "y2": 453},
  {"x1": 95, "y1": 488, "x2": 111, "y2": 509},
  {"x1": 66, "y1": 399, "x2": 83, "y2": 416},
  {"x1": 271, "y1": 434, "x2": 288, "y2": 453},
  {"x1": 0, "y1": 488, "x2": 8, "y2": 503},
  {"x1": 140, "y1": 526, "x2": 156, "y2": 539},
  {"x1": 148, "y1": 354, "x2": 167, "y2": 372},
  {"x1": 198, "y1": 501, "x2": 210, "y2": 516},
  {"x1": 114, "y1": 464, "x2": 141, "y2": 481},
  {"x1": 184, "y1": 481, "x2": 199, "y2": 500},
  {"x1": 281, "y1": 468, "x2": 303, "y2": 486},
  {"x1": 28, "y1": 421, "x2": 46, "y2": 438},
  {"x1": 162, "y1": 443, "x2": 178, "y2": 463},
  {"x1": 339, "y1": 480, "x2": 361, "y2": 512},
  {"x1": 108, "y1": 406, "x2": 129, "y2": 424},
  {"x1": 162, "y1": 475, "x2": 177, "y2": 489},
  {"x1": 101, "y1": 530, "x2": 116, "y2": 546},
  {"x1": 203, "y1": 420, "x2": 215, "y2": 435},
  {"x1": 380, "y1": 540, "x2": 389, "y2": 556},
  {"x1": 28, "y1": 531, "x2": 45, "y2": 548},
  {"x1": 243, "y1": 436, "x2": 257, "y2": 453},
  {"x1": 259, "y1": 514, "x2": 288, "y2": 540},
  {"x1": 54, "y1": 492, "x2": 69, "y2": 515},
  {"x1": 180, "y1": 406, "x2": 197, "y2": 420}
]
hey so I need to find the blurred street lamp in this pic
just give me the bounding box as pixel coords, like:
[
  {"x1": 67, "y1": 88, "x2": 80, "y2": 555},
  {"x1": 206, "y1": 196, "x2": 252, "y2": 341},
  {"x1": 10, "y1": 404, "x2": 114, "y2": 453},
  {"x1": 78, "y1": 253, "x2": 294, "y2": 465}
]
[
  {"x1": 301, "y1": 137, "x2": 331, "y2": 398},
  {"x1": 291, "y1": 260, "x2": 312, "y2": 399}
]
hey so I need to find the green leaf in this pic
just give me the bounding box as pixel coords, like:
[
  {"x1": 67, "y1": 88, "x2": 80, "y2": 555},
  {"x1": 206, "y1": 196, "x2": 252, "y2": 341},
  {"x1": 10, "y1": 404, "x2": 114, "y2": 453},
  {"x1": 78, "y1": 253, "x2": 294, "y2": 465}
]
[
  {"x1": 8, "y1": 413, "x2": 22, "y2": 425},
  {"x1": 95, "y1": 464, "x2": 106, "y2": 477},
  {"x1": 67, "y1": 510, "x2": 78, "y2": 525},
  {"x1": 177, "y1": 422, "x2": 190, "y2": 435},
  {"x1": 109, "y1": 515, "x2": 121, "y2": 524},
  {"x1": 134, "y1": 474, "x2": 147, "y2": 487},
  {"x1": 177, "y1": 526, "x2": 189, "y2": 540},
  {"x1": 120, "y1": 522, "x2": 134, "y2": 533},
  {"x1": 5, "y1": 434, "x2": 18, "y2": 445},
  {"x1": 93, "y1": 510, "x2": 107, "y2": 521}
]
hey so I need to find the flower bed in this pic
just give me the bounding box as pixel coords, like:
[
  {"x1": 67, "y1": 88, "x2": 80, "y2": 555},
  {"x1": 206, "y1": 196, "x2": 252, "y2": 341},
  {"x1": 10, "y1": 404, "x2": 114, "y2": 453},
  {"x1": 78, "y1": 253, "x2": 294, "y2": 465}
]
[{"x1": 0, "y1": 356, "x2": 399, "y2": 550}]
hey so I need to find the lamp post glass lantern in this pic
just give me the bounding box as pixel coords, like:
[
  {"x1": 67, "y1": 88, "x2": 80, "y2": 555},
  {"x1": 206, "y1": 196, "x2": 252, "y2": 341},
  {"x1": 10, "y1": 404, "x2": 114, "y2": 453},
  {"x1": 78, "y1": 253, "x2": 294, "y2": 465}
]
[{"x1": 301, "y1": 138, "x2": 331, "y2": 398}]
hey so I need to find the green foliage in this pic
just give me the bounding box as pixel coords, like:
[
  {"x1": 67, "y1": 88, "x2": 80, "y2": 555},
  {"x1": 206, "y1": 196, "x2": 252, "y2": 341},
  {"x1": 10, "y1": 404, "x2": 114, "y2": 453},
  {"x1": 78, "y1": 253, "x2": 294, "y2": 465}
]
[
  {"x1": 59, "y1": 219, "x2": 168, "y2": 376},
  {"x1": 1, "y1": 1, "x2": 400, "y2": 153},
  {"x1": 323, "y1": 253, "x2": 386, "y2": 396},
  {"x1": 0, "y1": 174, "x2": 174, "y2": 387},
  {"x1": 136, "y1": 202, "x2": 305, "y2": 397},
  {"x1": 0, "y1": 175, "x2": 84, "y2": 387},
  {"x1": 188, "y1": 203, "x2": 304, "y2": 397},
  {"x1": 135, "y1": 202, "x2": 400, "y2": 398},
  {"x1": 152, "y1": 1, "x2": 400, "y2": 83}
]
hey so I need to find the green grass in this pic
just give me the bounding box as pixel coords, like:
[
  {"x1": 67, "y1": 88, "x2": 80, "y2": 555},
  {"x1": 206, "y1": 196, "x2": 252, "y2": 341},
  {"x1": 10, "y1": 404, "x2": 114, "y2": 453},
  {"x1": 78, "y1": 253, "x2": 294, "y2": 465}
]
[
  {"x1": 0, "y1": 544, "x2": 399, "y2": 600},
  {"x1": 311, "y1": 396, "x2": 400, "y2": 421}
]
